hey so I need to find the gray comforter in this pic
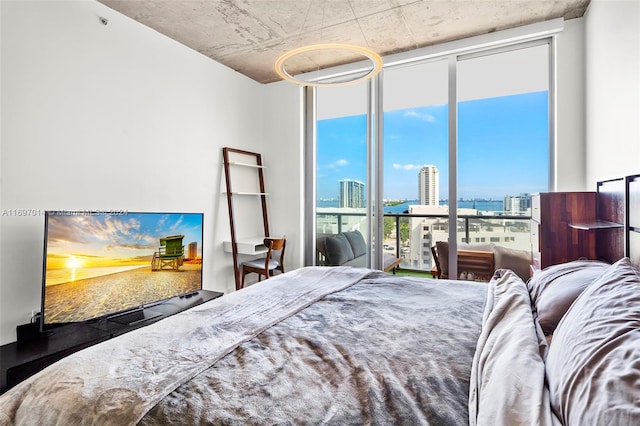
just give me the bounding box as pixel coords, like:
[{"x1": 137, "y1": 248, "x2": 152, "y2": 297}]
[
  {"x1": 0, "y1": 266, "x2": 487, "y2": 425},
  {"x1": 469, "y1": 269, "x2": 558, "y2": 425}
]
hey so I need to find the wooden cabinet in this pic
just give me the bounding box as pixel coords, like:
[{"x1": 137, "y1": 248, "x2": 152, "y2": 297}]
[{"x1": 531, "y1": 192, "x2": 598, "y2": 268}]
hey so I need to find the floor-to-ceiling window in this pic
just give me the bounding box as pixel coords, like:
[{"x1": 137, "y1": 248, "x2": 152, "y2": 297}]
[
  {"x1": 382, "y1": 60, "x2": 449, "y2": 271},
  {"x1": 309, "y1": 24, "x2": 556, "y2": 274},
  {"x1": 315, "y1": 82, "x2": 370, "y2": 264},
  {"x1": 456, "y1": 43, "x2": 549, "y2": 257}
]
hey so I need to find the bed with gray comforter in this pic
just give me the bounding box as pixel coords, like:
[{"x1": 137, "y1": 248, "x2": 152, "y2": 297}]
[{"x1": 1, "y1": 262, "x2": 638, "y2": 425}]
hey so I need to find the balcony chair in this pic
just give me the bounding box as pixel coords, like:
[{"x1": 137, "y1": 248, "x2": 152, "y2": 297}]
[
  {"x1": 241, "y1": 237, "x2": 286, "y2": 288},
  {"x1": 431, "y1": 241, "x2": 495, "y2": 281},
  {"x1": 431, "y1": 240, "x2": 532, "y2": 282}
]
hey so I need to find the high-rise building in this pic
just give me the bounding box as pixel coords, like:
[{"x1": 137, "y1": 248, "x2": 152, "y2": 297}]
[
  {"x1": 504, "y1": 193, "x2": 532, "y2": 215},
  {"x1": 418, "y1": 165, "x2": 439, "y2": 206},
  {"x1": 188, "y1": 242, "x2": 198, "y2": 260},
  {"x1": 339, "y1": 179, "x2": 365, "y2": 208}
]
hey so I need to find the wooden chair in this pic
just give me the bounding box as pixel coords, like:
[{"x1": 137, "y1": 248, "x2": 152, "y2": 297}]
[
  {"x1": 431, "y1": 243, "x2": 494, "y2": 281},
  {"x1": 241, "y1": 237, "x2": 286, "y2": 288},
  {"x1": 457, "y1": 249, "x2": 495, "y2": 281}
]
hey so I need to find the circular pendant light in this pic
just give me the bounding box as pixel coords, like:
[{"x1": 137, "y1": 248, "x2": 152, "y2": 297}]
[{"x1": 275, "y1": 43, "x2": 383, "y2": 87}]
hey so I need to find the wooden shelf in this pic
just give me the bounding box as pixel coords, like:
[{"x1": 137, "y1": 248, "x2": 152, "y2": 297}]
[
  {"x1": 223, "y1": 147, "x2": 271, "y2": 290},
  {"x1": 225, "y1": 192, "x2": 270, "y2": 195},
  {"x1": 226, "y1": 161, "x2": 266, "y2": 169},
  {"x1": 569, "y1": 220, "x2": 624, "y2": 230}
]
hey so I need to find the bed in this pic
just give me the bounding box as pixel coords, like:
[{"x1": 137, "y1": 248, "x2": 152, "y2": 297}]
[
  {"x1": 1, "y1": 260, "x2": 638, "y2": 425},
  {"x1": 0, "y1": 267, "x2": 488, "y2": 425},
  {"x1": 1, "y1": 178, "x2": 639, "y2": 425}
]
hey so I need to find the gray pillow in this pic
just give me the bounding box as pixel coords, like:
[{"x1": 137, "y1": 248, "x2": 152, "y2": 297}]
[
  {"x1": 545, "y1": 257, "x2": 640, "y2": 425},
  {"x1": 343, "y1": 230, "x2": 367, "y2": 258},
  {"x1": 324, "y1": 233, "x2": 355, "y2": 266},
  {"x1": 527, "y1": 259, "x2": 609, "y2": 335}
]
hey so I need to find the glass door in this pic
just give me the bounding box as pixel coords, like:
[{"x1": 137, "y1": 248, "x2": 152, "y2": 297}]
[
  {"x1": 315, "y1": 82, "x2": 370, "y2": 267},
  {"x1": 456, "y1": 43, "x2": 550, "y2": 258},
  {"x1": 307, "y1": 39, "x2": 552, "y2": 278},
  {"x1": 382, "y1": 59, "x2": 449, "y2": 273}
]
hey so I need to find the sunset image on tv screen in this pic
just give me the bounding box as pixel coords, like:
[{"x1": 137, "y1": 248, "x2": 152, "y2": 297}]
[{"x1": 42, "y1": 212, "x2": 203, "y2": 324}]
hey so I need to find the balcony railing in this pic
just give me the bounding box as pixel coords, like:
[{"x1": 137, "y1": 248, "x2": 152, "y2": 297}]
[{"x1": 316, "y1": 211, "x2": 532, "y2": 272}]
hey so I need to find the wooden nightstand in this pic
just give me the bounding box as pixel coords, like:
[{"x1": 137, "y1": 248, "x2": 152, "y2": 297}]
[{"x1": 531, "y1": 192, "x2": 597, "y2": 268}]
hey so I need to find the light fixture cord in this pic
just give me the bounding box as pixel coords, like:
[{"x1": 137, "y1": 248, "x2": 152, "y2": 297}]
[
  {"x1": 347, "y1": 0, "x2": 370, "y2": 48},
  {"x1": 295, "y1": 0, "x2": 322, "y2": 77},
  {"x1": 316, "y1": 0, "x2": 327, "y2": 77},
  {"x1": 298, "y1": 0, "x2": 314, "y2": 43}
]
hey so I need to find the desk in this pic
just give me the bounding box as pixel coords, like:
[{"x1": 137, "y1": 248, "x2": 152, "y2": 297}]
[
  {"x1": 223, "y1": 236, "x2": 285, "y2": 255},
  {"x1": 223, "y1": 237, "x2": 268, "y2": 255}
]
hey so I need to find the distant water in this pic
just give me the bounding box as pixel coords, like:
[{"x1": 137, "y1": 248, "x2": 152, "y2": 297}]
[
  {"x1": 45, "y1": 265, "x2": 147, "y2": 286},
  {"x1": 317, "y1": 200, "x2": 504, "y2": 213}
]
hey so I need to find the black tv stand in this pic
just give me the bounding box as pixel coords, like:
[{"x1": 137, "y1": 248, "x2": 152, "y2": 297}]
[
  {"x1": 0, "y1": 290, "x2": 222, "y2": 394},
  {"x1": 106, "y1": 308, "x2": 163, "y2": 326}
]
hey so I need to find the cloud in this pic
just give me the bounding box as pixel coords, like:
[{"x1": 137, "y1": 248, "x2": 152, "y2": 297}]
[
  {"x1": 47, "y1": 214, "x2": 152, "y2": 251},
  {"x1": 404, "y1": 110, "x2": 436, "y2": 122},
  {"x1": 169, "y1": 215, "x2": 184, "y2": 233},
  {"x1": 105, "y1": 243, "x2": 154, "y2": 251},
  {"x1": 393, "y1": 163, "x2": 425, "y2": 171},
  {"x1": 329, "y1": 159, "x2": 348, "y2": 168}
]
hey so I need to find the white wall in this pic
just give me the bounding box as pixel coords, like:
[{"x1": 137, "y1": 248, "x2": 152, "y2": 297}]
[
  {"x1": 556, "y1": 18, "x2": 588, "y2": 191},
  {"x1": 0, "y1": 0, "x2": 275, "y2": 345},
  {"x1": 584, "y1": 0, "x2": 640, "y2": 186},
  {"x1": 2, "y1": 0, "x2": 629, "y2": 346},
  {"x1": 260, "y1": 82, "x2": 305, "y2": 273}
]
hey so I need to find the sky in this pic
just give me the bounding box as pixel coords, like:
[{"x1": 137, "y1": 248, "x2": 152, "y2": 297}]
[
  {"x1": 45, "y1": 212, "x2": 203, "y2": 269},
  {"x1": 317, "y1": 91, "x2": 549, "y2": 201}
]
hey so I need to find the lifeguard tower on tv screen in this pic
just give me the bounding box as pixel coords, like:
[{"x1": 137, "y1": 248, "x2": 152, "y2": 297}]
[{"x1": 151, "y1": 235, "x2": 185, "y2": 271}]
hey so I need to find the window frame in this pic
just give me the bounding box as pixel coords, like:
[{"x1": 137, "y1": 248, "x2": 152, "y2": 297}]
[{"x1": 304, "y1": 21, "x2": 561, "y2": 273}]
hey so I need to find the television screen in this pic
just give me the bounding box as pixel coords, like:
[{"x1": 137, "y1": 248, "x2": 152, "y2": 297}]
[{"x1": 41, "y1": 211, "x2": 203, "y2": 328}]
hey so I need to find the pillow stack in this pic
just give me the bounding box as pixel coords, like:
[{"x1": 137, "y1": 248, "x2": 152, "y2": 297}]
[{"x1": 544, "y1": 258, "x2": 640, "y2": 425}]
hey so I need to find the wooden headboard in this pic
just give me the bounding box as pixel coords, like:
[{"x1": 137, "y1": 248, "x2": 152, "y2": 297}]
[
  {"x1": 596, "y1": 177, "x2": 626, "y2": 263},
  {"x1": 594, "y1": 173, "x2": 640, "y2": 268},
  {"x1": 627, "y1": 174, "x2": 640, "y2": 268}
]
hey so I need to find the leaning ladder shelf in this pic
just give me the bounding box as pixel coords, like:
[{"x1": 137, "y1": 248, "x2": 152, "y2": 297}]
[{"x1": 222, "y1": 147, "x2": 270, "y2": 291}]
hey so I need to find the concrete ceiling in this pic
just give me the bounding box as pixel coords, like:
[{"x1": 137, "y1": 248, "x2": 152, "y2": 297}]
[{"x1": 98, "y1": 0, "x2": 590, "y2": 84}]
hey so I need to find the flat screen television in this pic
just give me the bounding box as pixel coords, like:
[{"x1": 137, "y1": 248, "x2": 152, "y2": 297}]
[{"x1": 40, "y1": 211, "x2": 203, "y2": 330}]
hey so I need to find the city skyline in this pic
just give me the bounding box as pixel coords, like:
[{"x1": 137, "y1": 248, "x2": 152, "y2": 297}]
[{"x1": 317, "y1": 91, "x2": 549, "y2": 201}]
